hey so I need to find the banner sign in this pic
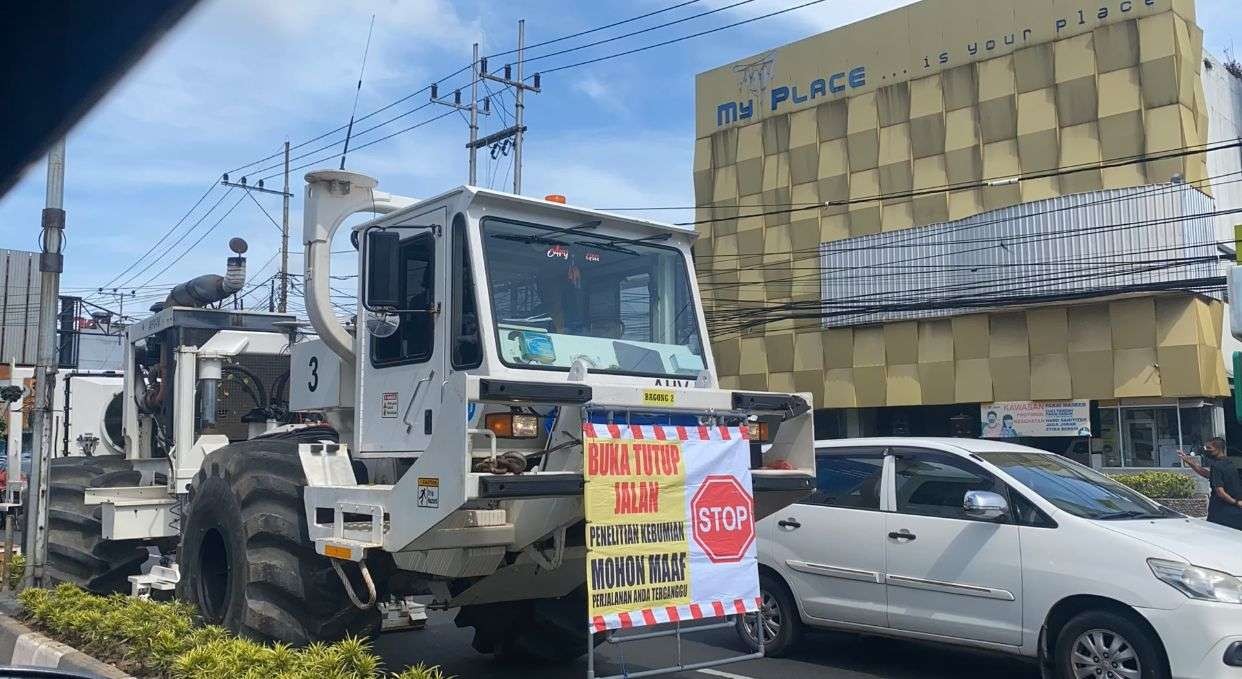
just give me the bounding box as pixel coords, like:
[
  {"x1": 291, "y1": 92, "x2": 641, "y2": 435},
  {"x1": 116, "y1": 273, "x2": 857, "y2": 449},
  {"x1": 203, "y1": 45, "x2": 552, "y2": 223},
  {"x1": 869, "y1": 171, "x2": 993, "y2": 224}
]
[
  {"x1": 981, "y1": 400, "x2": 1092, "y2": 438},
  {"x1": 583, "y1": 423, "x2": 761, "y2": 633}
]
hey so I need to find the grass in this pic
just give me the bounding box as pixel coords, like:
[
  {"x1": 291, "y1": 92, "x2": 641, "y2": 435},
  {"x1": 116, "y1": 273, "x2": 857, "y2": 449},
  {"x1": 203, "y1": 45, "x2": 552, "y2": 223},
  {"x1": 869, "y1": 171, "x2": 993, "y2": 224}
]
[{"x1": 19, "y1": 585, "x2": 448, "y2": 679}]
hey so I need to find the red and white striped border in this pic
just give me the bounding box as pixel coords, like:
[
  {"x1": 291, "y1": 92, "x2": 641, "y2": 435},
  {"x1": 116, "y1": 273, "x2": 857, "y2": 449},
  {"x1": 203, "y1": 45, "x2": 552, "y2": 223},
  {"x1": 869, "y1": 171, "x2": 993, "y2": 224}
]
[
  {"x1": 582, "y1": 422, "x2": 749, "y2": 442},
  {"x1": 590, "y1": 596, "x2": 761, "y2": 633}
]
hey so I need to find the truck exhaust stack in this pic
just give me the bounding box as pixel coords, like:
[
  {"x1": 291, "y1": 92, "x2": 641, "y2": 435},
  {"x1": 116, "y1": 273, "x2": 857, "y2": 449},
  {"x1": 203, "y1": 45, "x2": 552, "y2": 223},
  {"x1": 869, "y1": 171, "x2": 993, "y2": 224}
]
[{"x1": 149, "y1": 237, "x2": 248, "y2": 312}]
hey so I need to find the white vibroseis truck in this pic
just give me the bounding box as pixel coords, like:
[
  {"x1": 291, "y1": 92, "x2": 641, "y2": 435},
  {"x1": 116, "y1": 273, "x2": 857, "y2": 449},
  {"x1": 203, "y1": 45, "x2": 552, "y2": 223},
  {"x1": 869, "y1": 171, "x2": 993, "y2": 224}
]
[{"x1": 41, "y1": 170, "x2": 815, "y2": 660}]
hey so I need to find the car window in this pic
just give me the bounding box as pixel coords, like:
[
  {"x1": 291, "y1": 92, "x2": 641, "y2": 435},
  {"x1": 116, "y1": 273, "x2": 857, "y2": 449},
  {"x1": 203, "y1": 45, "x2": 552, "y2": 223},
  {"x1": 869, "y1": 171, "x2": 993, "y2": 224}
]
[
  {"x1": 807, "y1": 449, "x2": 884, "y2": 510},
  {"x1": 976, "y1": 451, "x2": 1174, "y2": 520},
  {"x1": 1009, "y1": 490, "x2": 1056, "y2": 528},
  {"x1": 893, "y1": 449, "x2": 1008, "y2": 522}
]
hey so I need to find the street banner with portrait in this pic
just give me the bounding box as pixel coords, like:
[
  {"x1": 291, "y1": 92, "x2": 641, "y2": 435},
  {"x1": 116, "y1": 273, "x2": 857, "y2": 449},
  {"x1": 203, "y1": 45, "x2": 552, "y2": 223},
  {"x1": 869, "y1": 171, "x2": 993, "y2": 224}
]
[
  {"x1": 981, "y1": 400, "x2": 1092, "y2": 438},
  {"x1": 583, "y1": 423, "x2": 761, "y2": 632}
]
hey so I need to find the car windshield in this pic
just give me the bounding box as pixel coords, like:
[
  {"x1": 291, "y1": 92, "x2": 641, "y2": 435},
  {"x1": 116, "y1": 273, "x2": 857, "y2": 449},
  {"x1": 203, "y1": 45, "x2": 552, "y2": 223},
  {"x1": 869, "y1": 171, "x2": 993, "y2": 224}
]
[
  {"x1": 976, "y1": 452, "x2": 1177, "y2": 520},
  {"x1": 481, "y1": 218, "x2": 706, "y2": 378}
]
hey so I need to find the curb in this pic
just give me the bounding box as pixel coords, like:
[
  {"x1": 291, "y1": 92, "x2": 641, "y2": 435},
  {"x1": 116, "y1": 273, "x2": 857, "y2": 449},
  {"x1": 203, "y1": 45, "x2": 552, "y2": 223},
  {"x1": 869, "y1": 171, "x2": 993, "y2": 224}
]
[{"x1": 0, "y1": 598, "x2": 133, "y2": 678}]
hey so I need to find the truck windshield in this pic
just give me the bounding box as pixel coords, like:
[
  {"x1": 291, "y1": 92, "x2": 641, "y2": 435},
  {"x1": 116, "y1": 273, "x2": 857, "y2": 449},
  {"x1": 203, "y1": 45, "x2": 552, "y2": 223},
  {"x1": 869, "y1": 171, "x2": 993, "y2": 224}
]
[
  {"x1": 976, "y1": 452, "x2": 1176, "y2": 520},
  {"x1": 481, "y1": 218, "x2": 706, "y2": 378}
]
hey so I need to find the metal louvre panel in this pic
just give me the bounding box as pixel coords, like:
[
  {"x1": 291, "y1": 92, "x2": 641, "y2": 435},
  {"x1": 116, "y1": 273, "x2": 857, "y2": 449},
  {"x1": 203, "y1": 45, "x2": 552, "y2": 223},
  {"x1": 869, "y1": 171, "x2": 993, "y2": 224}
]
[
  {"x1": 0, "y1": 248, "x2": 41, "y2": 364},
  {"x1": 818, "y1": 183, "x2": 1219, "y2": 328}
]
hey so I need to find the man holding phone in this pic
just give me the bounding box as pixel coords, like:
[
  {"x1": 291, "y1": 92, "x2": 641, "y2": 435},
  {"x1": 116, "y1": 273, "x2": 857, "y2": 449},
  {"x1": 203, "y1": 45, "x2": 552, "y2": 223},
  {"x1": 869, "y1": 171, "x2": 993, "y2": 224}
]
[{"x1": 1178, "y1": 437, "x2": 1242, "y2": 529}]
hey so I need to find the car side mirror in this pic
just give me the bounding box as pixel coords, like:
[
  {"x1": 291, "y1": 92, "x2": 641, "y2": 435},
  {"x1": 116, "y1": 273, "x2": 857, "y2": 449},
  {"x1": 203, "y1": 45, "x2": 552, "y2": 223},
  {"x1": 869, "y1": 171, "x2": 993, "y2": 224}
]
[
  {"x1": 364, "y1": 230, "x2": 401, "y2": 309},
  {"x1": 963, "y1": 490, "x2": 1008, "y2": 521}
]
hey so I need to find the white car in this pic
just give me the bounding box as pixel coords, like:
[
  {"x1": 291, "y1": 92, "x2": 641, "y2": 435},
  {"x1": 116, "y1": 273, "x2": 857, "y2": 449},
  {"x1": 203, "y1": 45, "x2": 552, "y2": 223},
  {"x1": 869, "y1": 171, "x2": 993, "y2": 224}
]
[{"x1": 738, "y1": 437, "x2": 1242, "y2": 679}]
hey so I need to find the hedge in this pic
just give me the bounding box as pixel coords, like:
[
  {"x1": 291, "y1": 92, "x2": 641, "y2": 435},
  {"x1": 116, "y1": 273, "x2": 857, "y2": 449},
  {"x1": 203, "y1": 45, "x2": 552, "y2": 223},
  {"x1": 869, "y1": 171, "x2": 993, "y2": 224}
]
[
  {"x1": 1114, "y1": 471, "x2": 1197, "y2": 499},
  {"x1": 19, "y1": 585, "x2": 446, "y2": 679}
]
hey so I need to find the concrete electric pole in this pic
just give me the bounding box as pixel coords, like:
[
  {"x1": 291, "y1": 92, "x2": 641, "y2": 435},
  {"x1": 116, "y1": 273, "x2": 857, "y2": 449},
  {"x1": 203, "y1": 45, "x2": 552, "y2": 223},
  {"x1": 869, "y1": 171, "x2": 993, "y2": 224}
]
[
  {"x1": 470, "y1": 21, "x2": 541, "y2": 194},
  {"x1": 281, "y1": 141, "x2": 290, "y2": 313},
  {"x1": 23, "y1": 139, "x2": 67, "y2": 588}
]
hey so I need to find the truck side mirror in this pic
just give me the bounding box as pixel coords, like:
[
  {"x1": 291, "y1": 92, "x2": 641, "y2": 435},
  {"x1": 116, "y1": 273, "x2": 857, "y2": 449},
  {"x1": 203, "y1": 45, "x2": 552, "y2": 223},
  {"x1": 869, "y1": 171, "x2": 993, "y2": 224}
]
[{"x1": 365, "y1": 230, "x2": 402, "y2": 309}]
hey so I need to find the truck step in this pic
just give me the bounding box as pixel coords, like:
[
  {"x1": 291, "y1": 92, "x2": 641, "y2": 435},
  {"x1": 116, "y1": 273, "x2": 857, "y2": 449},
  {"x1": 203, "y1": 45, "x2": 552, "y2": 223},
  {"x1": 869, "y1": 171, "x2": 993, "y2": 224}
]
[{"x1": 473, "y1": 472, "x2": 583, "y2": 499}]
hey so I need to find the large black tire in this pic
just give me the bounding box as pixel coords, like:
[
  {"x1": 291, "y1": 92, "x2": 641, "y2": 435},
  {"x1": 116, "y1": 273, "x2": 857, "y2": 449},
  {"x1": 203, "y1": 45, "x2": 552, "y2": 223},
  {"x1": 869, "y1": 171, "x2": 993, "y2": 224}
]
[
  {"x1": 735, "y1": 572, "x2": 802, "y2": 657},
  {"x1": 1054, "y1": 609, "x2": 1169, "y2": 679},
  {"x1": 456, "y1": 586, "x2": 600, "y2": 663},
  {"x1": 45, "y1": 455, "x2": 149, "y2": 593},
  {"x1": 178, "y1": 440, "x2": 378, "y2": 645}
]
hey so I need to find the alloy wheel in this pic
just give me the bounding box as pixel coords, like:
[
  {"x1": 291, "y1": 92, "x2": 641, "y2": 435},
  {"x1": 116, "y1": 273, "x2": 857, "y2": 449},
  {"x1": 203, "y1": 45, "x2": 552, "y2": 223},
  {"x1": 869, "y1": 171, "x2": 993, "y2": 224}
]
[
  {"x1": 741, "y1": 590, "x2": 782, "y2": 646},
  {"x1": 1071, "y1": 628, "x2": 1141, "y2": 679}
]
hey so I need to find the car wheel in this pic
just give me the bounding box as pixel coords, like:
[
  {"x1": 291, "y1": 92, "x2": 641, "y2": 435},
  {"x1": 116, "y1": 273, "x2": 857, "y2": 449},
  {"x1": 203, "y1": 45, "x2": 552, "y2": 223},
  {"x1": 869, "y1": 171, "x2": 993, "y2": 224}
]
[
  {"x1": 1054, "y1": 610, "x2": 1168, "y2": 679},
  {"x1": 735, "y1": 573, "x2": 801, "y2": 657}
]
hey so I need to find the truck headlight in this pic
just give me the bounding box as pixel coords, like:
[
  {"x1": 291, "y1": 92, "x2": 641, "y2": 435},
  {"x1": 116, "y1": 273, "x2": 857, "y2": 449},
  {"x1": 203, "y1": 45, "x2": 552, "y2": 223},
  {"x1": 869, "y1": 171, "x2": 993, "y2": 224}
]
[
  {"x1": 484, "y1": 411, "x2": 540, "y2": 439},
  {"x1": 746, "y1": 421, "x2": 769, "y2": 442},
  {"x1": 1149, "y1": 559, "x2": 1242, "y2": 603}
]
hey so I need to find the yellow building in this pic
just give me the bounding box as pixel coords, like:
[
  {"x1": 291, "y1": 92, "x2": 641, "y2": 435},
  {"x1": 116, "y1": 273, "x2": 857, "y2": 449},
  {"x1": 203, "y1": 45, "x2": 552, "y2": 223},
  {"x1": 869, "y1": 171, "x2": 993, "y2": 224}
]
[{"x1": 694, "y1": 0, "x2": 1238, "y2": 467}]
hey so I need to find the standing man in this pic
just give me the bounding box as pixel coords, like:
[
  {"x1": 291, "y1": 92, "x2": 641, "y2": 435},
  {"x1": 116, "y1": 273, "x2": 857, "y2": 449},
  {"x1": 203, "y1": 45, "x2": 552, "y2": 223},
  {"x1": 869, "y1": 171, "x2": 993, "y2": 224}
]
[{"x1": 1179, "y1": 437, "x2": 1242, "y2": 529}]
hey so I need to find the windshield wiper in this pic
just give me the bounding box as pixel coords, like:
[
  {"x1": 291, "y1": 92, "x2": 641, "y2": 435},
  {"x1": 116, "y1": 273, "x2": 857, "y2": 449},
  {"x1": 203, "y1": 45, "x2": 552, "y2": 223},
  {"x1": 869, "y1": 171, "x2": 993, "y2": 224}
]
[
  {"x1": 1096, "y1": 509, "x2": 1160, "y2": 520},
  {"x1": 491, "y1": 220, "x2": 602, "y2": 245},
  {"x1": 492, "y1": 233, "x2": 565, "y2": 246}
]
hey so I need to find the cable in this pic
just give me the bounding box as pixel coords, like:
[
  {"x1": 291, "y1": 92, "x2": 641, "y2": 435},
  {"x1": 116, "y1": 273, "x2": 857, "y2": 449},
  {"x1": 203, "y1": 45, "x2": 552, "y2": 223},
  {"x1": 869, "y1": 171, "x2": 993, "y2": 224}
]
[
  {"x1": 256, "y1": 109, "x2": 457, "y2": 182},
  {"x1": 693, "y1": 166, "x2": 1242, "y2": 266},
  {"x1": 486, "y1": 0, "x2": 704, "y2": 59},
  {"x1": 679, "y1": 139, "x2": 1242, "y2": 227},
  {"x1": 110, "y1": 187, "x2": 237, "y2": 291},
  {"x1": 537, "y1": 0, "x2": 831, "y2": 75},
  {"x1": 94, "y1": 181, "x2": 219, "y2": 291},
  {"x1": 130, "y1": 192, "x2": 248, "y2": 290},
  {"x1": 518, "y1": 0, "x2": 756, "y2": 67},
  {"x1": 242, "y1": 189, "x2": 284, "y2": 234},
  {"x1": 241, "y1": 101, "x2": 437, "y2": 179}
]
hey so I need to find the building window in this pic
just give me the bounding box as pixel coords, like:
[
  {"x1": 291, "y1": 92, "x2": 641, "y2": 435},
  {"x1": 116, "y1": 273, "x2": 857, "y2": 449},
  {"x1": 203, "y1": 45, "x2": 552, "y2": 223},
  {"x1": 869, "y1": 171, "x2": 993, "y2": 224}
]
[
  {"x1": 1093, "y1": 399, "x2": 1225, "y2": 469},
  {"x1": 1179, "y1": 401, "x2": 1216, "y2": 455},
  {"x1": 1097, "y1": 407, "x2": 1121, "y2": 467}
]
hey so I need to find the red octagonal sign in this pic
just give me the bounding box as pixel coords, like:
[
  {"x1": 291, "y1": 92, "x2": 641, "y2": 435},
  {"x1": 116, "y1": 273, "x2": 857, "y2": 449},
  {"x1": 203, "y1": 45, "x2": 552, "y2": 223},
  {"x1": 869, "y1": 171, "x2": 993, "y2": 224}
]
[{"x1": 691, "y1": 475, "x2": 756, "y2": 564}]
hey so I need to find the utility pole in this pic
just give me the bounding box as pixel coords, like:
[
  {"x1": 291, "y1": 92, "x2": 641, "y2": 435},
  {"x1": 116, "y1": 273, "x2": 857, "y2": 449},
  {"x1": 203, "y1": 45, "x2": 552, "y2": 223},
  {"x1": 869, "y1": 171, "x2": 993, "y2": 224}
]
[
  {"x1": 280, "y1": 141, "x2": 290, "y2": 313},
  {"x1": 432, "y1": 45, "x2": 490, "y2": 185},
  {"x1": 470, "y1": 21, "x2": 541, "y2": 194},
  {"x1": 219, "y1": 172, "x2": 293, "y2": 311},
  {"x1": 23, "y1": 139, "x2": 67, "y2": 589},
  {"x1": 513, "y1": 20, "x2": 526, "y2": 194},
  {"x1": 469, "y1": 43, "x2": 480, "y2": 185}
]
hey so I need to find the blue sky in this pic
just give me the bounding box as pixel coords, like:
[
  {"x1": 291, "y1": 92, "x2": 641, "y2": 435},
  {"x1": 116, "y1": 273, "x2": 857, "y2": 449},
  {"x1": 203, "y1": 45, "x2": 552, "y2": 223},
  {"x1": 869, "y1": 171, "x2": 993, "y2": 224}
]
[{"x1": 1, "y1": 0, "x2": 1240, "y2": 317}]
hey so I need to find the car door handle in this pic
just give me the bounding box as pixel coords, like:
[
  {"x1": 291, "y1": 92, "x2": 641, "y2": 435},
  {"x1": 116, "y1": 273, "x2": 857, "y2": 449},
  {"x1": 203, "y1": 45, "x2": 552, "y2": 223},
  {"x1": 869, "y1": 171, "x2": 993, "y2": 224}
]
[
  {"x1": 777, "y1": 518, "x2": 801, "y2": 529},
  {"x1": 887, "y1": 530, "x2": 916, "y2": 541}
]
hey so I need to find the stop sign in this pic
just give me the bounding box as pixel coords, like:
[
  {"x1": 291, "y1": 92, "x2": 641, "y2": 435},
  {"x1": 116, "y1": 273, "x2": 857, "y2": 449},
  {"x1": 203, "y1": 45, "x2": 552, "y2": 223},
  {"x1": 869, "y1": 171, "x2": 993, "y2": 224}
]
[{"x1": 691, "y1": 475, "x2": 756, "y2": 563}]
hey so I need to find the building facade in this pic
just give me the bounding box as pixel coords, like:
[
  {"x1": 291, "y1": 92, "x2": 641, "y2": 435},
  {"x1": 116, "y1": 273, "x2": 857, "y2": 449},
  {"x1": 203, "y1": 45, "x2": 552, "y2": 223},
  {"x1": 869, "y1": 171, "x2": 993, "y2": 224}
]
[{"x1": 694, "y1": 0, "x2": 1242, "y2": 468}]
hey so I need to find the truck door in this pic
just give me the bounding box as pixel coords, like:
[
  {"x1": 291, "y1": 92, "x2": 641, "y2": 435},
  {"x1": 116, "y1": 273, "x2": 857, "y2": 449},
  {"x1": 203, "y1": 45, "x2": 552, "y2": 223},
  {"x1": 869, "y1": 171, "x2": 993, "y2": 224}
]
[{"x1": 355, "y1": 206, "x2": 448, "y2": 455}]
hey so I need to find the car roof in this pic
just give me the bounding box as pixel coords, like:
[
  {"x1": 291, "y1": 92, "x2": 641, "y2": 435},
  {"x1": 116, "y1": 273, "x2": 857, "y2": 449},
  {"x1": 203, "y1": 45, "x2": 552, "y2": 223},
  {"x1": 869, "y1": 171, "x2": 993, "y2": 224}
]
[{"x1": 813, "y1": 437, "x2": 1054, "y2": 455}]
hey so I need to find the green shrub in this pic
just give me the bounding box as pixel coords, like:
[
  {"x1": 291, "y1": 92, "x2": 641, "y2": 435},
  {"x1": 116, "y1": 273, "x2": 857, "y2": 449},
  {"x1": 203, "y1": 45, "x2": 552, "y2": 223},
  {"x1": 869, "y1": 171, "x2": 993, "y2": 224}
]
[
  {"x1": 6, "y1": 553, "x2": 23, "y2": 590},
  {"x1": 18, "y1": 585, "x2": 449, "y2": 679},
  {"x1": 1114, "y1": 471, "x2": 1197, "y2": 499}
]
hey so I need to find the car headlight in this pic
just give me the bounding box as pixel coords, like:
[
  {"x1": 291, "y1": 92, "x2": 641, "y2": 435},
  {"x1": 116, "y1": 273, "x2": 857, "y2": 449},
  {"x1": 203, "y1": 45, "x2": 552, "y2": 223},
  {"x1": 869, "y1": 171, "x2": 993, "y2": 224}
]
[{"x1": 1149, "y1": 558, "x2": 1242, "y2": 603}]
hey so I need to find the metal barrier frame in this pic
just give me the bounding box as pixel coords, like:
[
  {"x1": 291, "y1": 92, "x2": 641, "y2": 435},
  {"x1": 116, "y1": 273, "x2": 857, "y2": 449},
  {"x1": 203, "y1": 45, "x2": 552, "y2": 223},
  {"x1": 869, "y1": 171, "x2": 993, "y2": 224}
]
[{"x1": 585, "y1": 610, "x2": 768, "y2": 679}]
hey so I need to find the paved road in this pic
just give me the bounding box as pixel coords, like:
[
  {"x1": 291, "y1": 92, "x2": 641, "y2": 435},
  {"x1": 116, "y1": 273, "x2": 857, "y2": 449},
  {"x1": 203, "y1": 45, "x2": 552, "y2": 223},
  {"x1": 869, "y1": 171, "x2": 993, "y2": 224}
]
[{"x1": 375, "y1": 609, "x2": 1040, "y2": 679}]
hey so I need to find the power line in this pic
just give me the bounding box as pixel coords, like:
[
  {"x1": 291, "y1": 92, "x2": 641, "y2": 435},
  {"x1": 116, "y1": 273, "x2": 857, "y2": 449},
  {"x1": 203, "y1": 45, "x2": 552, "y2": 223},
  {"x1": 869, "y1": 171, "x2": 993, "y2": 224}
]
[
  {"x1": 94, "y1": 181, "x2": 219, "y2": 291},
  {"x1": 517, "y1": 0, "x2": 756, "y2": 67},
  {"x1": 241, "y1": 188, "x2": 284, "y2": 234},
  {"x1": 257, "y1": 109, "x2": 458, "y2": 182},
  {"x1": 486, "y1": 0, "x2": 704, "y2": 59},
  {"x1": 680, "y1": 139, "x2": 1242, "y2": 227},
  {"x1": 537, "y1": 0, "x2": 831, "y2": 75},
  {"x1": 130, "y1": 192, "x2": 248, "y2": 291},
  {"x1": 110, "y1": 187, "x2": 237, "y2": 291}
]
